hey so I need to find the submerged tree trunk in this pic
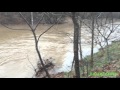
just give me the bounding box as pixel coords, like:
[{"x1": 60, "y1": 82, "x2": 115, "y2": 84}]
[{"x1": 72, "y1": 12, "x2": 80, "y2": 78}]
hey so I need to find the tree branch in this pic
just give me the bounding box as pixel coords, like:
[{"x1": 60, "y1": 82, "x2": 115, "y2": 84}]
[
  {"x1": 37, "y1": 14, "x2": 64, "y2": 42},
  {"x1": 34, "y1": 13, "x2": 45, "y2": 31},
  {"x1": 0, "y1": 23, "x2": 30, "y2": 30},
  {"x1": 27, "y1": 54, "x2": 37, "y2": 73},
  {"x1": 19, "y1": 12, "x2": 33, "y2": 30}
]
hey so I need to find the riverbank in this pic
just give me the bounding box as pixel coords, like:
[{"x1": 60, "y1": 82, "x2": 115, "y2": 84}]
[{"x1": 57, "y1": 41, "x2": 120, "y2": 78}]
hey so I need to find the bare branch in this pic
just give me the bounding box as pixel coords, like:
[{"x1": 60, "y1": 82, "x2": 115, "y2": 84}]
[
  {"x1": 34, "y1": 13, "x2": 45, "y2": 30},
  {"x1": 27, "y1": 54, "x2": 37, "y2": 73},
  {"x1": 37, "y1": 14, "x2": 64, "y2": 42},
  {"x1": 65, "y1": 33, "x2": 73, "y2": 42},
  {"x1": 37, "y1": 24, "x2": 55, "y2": 42},
  {"x1": 0, "y1": 23, "x2": 30, "y2": 30},
  {"x1": 96, "y1": 12, "x2": 103, "y2": 18},
  {"x1": 19, "y1": 12, "x2": 33, "y2": 30},
  {"x1": 78, "y1": 18, "x2": 92, "y2": 30}
]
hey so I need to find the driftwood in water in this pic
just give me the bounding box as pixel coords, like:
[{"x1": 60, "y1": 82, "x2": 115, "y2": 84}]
[{"x1": 35, "y1": 61, "x2": 55, "y2": 78}]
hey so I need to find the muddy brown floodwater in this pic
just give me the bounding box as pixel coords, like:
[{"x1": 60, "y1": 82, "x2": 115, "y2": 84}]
[
  {"x1": 1, "y1": 19, "x2": 114, "y2": 78},
  {"x1": 0, "y1": 22, "x2": 75, "y2": 78}
]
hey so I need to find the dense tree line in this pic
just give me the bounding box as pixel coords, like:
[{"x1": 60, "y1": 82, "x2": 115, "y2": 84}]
[
  {"x1": 0, "y1": 12, "x2": 66, "y2": 24},
  {"x1": 1, "y1": 12, "x2": 120, "y2": 25}
]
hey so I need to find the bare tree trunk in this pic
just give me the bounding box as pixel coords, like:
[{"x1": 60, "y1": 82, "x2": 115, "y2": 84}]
[
  {"x1": 31, "y1": 12, "x2": 34, "y2": 27},
  {"x1": 79, "y1": 20, "x2": 84, "y2": 76},
  {"x1": 86, "y1": 61, "x2": 89, "y2": 77},
  {"x1": 72, "y1": 12, "x2": 80, "y2": 78},
  {"x1": 79, "y1": 20, "x2": 83, "y2": 63},
  {"x1": 31, "y1": 30, "x2": 51, "y2": 78},
  {"x1": 105, "y1": 38, "x2": 110, "y2": 61},
  {"x1": 31, "y1": 12, "x2": 50, "y2": 78},
  {"x1": 90, "y1": 17, "x2": 95, "y2": 69},
  {"x1": 19, "y1": 12, "x2": 51, "y2": 78}
]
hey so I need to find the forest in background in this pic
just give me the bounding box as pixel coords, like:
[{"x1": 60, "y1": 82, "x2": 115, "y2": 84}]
[{"x1": 1, "y1": 12, "x2": 120, "y2": 24}]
